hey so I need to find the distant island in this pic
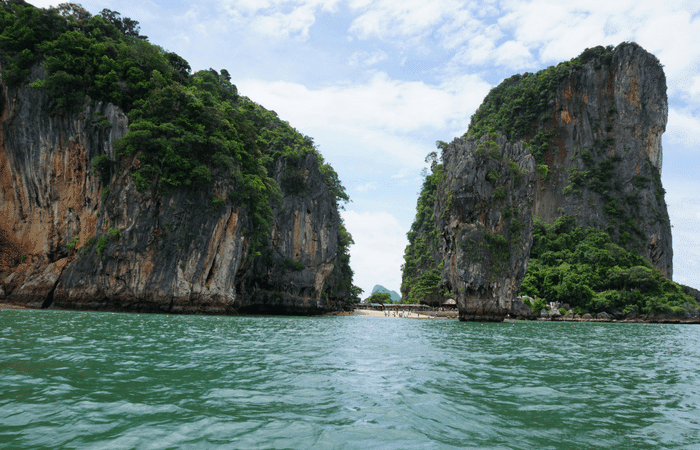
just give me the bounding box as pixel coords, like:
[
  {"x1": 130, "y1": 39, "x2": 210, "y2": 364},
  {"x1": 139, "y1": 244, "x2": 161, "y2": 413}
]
[{"x1": 371, "y1": 285, "x2": 401, "y2": 303}]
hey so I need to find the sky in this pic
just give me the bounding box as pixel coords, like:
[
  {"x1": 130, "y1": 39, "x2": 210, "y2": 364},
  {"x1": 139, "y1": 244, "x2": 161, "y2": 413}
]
[{"x1": 27, "y1": 0, "x2": 700, "y2": 296}]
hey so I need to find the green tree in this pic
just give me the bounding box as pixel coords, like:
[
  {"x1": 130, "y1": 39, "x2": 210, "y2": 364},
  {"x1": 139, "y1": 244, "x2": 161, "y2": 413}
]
[
  {"x1": 98, "y1": 8, "x2": 147, "y2": 39},
  {"x1": 348, "y1": 286, "x2": 364, "y2": 303},
  {"x1": 366, "y1": 292, "x2": 391, "y2": 304}
]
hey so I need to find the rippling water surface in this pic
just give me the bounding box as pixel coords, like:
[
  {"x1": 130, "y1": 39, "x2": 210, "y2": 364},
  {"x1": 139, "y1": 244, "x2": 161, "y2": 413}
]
[{"x1": 1, "y1": 309, "x2": 699, "y2": 449}]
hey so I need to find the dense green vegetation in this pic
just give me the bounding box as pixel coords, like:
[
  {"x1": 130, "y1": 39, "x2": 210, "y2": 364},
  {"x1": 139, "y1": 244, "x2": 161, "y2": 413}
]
[
  {"x1": 404, "y1": 269, "x2": 442, "y2": 304},
  {"x1": 519, "y1": 216, "x2": 695, "y2": 316},
  {"x1": 329, "y1": 221, "x2": 360, "y2": 302},
  {"x1": 0, "y1": 1, "x2": 354, "y2": 290},
  {"x1": 400, "y1": 158, "x2": 444, "y2": 304}
]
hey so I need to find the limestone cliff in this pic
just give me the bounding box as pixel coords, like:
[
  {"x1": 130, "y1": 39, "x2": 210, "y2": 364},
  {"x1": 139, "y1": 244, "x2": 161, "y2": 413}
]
[
  {"x1": 402, "y1": 43, "x2": 675, "y2": 320},
  {"x1": 532, "y1": 43, "x2": 671, "y2": 277},
  {"x1": 436, "y1": 133, "x2": 537, "y2": 321},
  {"x1": 0, "y1": 66, "x2": 352, "y2": 314}
]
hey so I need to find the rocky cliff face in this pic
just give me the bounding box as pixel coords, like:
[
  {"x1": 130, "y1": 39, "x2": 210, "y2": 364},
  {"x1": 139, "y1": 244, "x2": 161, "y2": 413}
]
[
  {"x1": 533, "y1": 43, "x2": 671, "y2": 277},
  {"x1": 403, "y1": 43, "x2": 673, "y2": 321},
  {"x1": 0, "y1": 66, "x2": 350, "y2": 314},
  {"x1": 436, "y1": 133, "x2": 537, "y2": 321}
]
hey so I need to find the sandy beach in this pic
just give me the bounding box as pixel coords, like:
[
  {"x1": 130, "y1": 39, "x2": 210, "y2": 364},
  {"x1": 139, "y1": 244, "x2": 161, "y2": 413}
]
[{"x1": 351, "y1": 309, "x2": 457, "y2": 319}]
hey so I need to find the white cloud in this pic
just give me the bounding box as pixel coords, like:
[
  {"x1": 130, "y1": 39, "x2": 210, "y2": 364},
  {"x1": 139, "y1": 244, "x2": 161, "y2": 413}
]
[
  {"x1": 348, "y1": 50, "x2": 388, "y2": 66},
  {"x1": 436, "y1": 10, "x2": 484, "y2": 50},
  {"x1": 222, "y1": 0, "x2": 340, "y2": 15},
  {"x1": 667, "y1": 108, "x2": 700, "y2": 148},
  {"x1": 670, "y1": 224, "x2": 700, "y2": 288},
  {"x1": 219, "y1": 0, "x2": 341, "y2": 39},
  {"x1": 355, "y1": 182, "x2": 378, "y2": 193},
  {"x1": 342, "y1": 210, "x2": 408, "y2": 295},
  {"x1": 664, "y1": 180, "x2": 700, "y2": 289},
  {"x1": 348, "y1": 0, "x2": 462, "y2": 40},
  {"x1": 494, "y1": 40, "x2": 534, "y2": 68},
  {"x1": 451, "y1": 31, "x2": 499, "y2": 66},
  {"x1": 236, "y1": 71, "x2": 491, "y2": 165},
  {"x1": 689, "y1": 76, "x2": 700, "y2": 99},
  {"x1": 250, "y1": 5, "x2": 317, "y2": 39}
]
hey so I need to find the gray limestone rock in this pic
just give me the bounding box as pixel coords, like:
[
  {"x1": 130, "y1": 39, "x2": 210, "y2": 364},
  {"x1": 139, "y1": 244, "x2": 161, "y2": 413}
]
[
  {"x1": 609, "y1": 309, "x2": 625, "y2": 320},
  {"x1": 597, "y1": 311, "x2": 611, "y2": 321},
  {"x1": 436, "y1": 133, "x2": 536, "y2": 322},
  {"x1": 510, "y1": 296, "x2": 538, "y2": 319}
]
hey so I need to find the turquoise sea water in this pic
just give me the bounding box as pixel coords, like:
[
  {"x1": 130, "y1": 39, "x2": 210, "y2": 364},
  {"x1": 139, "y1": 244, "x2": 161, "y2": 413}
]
[{"x1": 1, "y1": 309, "x2": 699, "y2": 449}]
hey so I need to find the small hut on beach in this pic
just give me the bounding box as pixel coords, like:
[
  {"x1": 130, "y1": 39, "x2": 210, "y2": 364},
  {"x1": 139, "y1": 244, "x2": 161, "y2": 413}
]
[{"x1": 442, "y1": 299, "x2": 457, "y2": 309}]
